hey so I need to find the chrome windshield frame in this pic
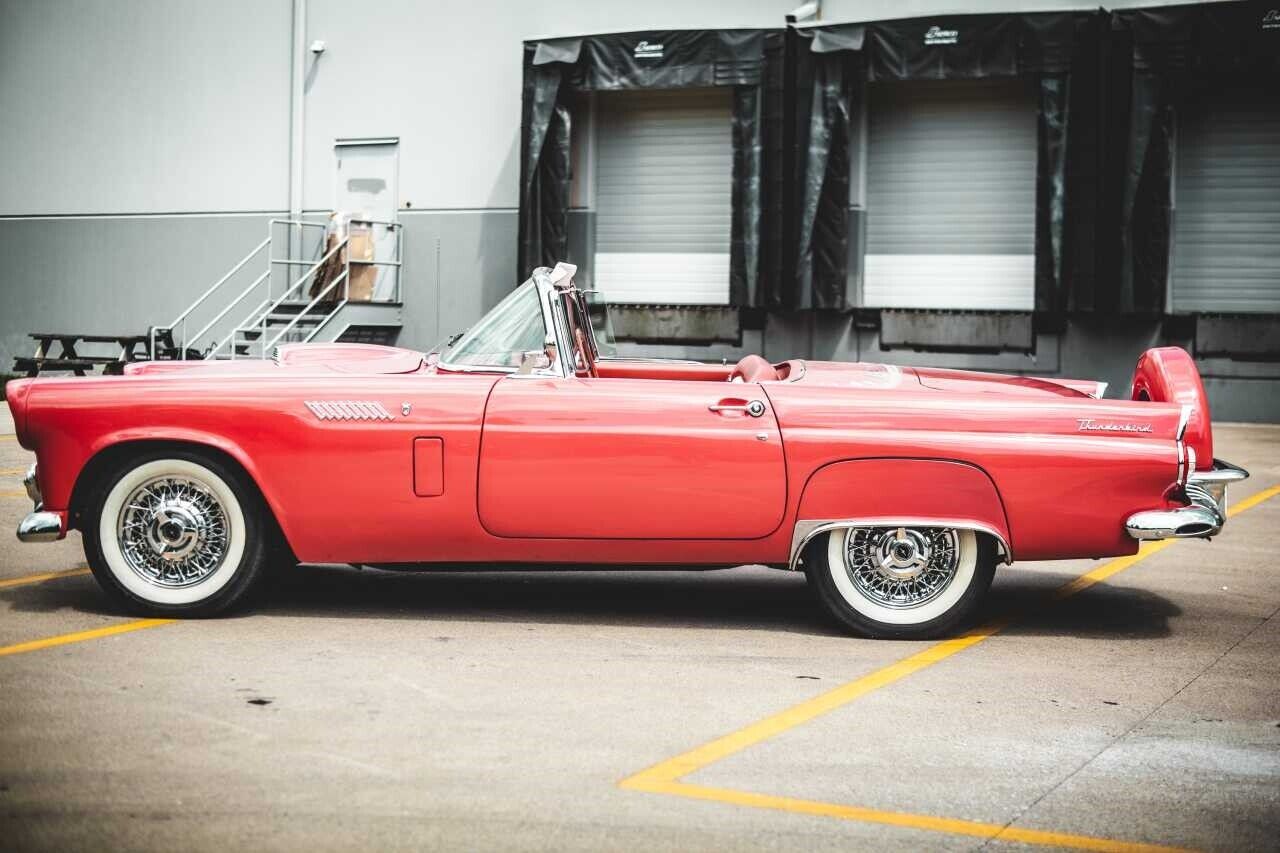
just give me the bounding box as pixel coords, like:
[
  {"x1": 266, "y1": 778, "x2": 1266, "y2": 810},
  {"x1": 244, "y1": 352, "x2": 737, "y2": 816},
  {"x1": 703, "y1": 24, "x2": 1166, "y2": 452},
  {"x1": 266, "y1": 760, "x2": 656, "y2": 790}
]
[{"x1": 435, "y1": 267, "x2": 573, "y2": 379}]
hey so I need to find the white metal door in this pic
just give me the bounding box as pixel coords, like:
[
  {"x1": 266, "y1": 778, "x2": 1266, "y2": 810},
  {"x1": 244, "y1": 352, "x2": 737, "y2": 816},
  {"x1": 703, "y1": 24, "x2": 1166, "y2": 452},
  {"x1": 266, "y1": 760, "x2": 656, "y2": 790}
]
[
  {"x1": 594, "y1": 88, "x2": 733, "y2": 305},
  {"x1": 1172, "y1": 84, "x2": 1280, "y2": 313},
  {"x1": 863, "y1": 80, "x2": 1037, "y2": 310},
  {"x1": 334, "y1": 138, "x2": 399, "y2": 300}
]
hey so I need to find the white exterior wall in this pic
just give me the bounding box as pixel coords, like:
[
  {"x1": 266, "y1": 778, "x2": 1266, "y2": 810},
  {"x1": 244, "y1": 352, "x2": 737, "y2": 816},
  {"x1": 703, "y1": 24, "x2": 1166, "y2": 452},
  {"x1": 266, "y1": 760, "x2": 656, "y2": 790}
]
[
  {"x1": 0, "y1": 0, "x2": 1219, "y2": 217},
  {"x1": 0, "y1": 0, "x2": 293, "y2": 215}
]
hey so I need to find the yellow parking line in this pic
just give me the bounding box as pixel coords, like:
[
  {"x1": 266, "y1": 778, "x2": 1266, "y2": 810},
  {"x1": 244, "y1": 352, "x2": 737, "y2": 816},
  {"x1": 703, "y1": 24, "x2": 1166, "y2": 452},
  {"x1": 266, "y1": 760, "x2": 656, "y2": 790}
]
[
  {"x1": 0, "y1": 468, "x2": 27, "y2": 476},
  {"x1": 0, "y1": 490, "x2": 30, "y2": 498},
  {"x1": 622, "y1": 483, "x2": 1280, "y2": 850},
  {"x1": 0, "y1": 567, "x2": 93, "y2": 589},
  {"x1": 0, "y1": 619, "x2": 175, "y2": 658}
]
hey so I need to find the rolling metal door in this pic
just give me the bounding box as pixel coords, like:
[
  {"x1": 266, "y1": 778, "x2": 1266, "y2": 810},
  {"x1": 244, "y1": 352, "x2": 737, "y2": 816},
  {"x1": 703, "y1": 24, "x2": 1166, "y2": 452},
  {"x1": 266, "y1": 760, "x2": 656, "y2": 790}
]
[
  {"x1": 864, "y1": 80, "x2": 1037, "y2": 310},
  {"x1": 594, "y1": 88, "x2": 732, "y2": 305},
  {"x1": 1172, "y1": 85, "x2": 1280, "y2": 314}
]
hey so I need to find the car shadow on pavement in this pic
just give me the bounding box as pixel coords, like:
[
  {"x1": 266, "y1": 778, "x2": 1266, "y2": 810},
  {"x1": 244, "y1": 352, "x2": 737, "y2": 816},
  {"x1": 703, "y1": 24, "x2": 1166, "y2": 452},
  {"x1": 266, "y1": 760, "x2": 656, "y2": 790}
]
[{"x1": 2, "y1": 563, "x2": 1179, "y2": 640}]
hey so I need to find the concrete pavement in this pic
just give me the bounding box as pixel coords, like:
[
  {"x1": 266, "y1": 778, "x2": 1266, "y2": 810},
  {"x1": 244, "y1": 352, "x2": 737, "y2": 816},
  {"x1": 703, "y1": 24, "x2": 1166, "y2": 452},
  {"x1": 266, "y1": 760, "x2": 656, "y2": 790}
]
[{"x1": 1, "y1": 402, "x2": 1278, "y2": 851}]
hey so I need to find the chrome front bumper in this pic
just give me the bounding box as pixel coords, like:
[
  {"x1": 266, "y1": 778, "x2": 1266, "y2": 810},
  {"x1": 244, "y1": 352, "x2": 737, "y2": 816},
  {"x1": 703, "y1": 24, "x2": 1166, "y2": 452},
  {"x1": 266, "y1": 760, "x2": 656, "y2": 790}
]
[
  {"x1": 16, "y1": 462, "x2": 65, "y2": 543},
  {"x1": 1126, "y1": 459, "x2": 1250, "y2": 541}
]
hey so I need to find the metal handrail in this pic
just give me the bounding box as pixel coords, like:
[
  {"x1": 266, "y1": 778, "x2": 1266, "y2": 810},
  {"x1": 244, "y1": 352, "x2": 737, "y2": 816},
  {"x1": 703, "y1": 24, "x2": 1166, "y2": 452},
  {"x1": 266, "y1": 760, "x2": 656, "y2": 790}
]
[
  {"x1": 154, "y1": 215, "x2": 404, "y2": 361},
  {"x1": 187, "y1": 270, "x2": 270, "y2": 348},
  {"x1": 209, "y1": 298, "x2": 270, "y2": 359},
  {"x1": 255, "y1": 235, "x2": 349, "y2": 323},
  {"x1": 264, "y1": 272, "x2": 349, "y2": 354},
  {"x1": 167, "y1": 236, "x2": 270, "y2": 329}
]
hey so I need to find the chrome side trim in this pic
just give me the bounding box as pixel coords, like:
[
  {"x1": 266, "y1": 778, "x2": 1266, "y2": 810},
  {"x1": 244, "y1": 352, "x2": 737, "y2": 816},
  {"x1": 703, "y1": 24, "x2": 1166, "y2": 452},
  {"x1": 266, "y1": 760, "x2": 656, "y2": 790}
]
[
  {"x1": 18, "y1": 510, "x2": 63, "y2": 543},
  {"x1": 788, "y1": 518, "x2": 1012, "y2": 572},
  {"x1": 1091, "y1": 381, "x2": 1108, "y2": 399},
  {"x1": 1176, "y1": 404, "x2": 1192, "y2": 441},
  {"x1": 23, "y1": 463, "x2": 41, "y2": 505}
]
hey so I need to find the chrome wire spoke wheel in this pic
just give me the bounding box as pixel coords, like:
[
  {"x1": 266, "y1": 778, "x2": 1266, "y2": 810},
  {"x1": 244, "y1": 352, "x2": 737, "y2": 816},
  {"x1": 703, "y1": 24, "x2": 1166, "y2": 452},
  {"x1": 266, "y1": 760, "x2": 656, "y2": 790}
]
[
  {"x1": 818, "y1": 525, "x2": 985, "y2": 633},
  {"x1": 844, "y1": 527, "x2": 960, "y2": 610},
  {"x1": 117, "y1": 475, "x2": 230, "y2": 588},
  {"x1": 94, "y1": 457, "x2": 250, "y2": 609}
]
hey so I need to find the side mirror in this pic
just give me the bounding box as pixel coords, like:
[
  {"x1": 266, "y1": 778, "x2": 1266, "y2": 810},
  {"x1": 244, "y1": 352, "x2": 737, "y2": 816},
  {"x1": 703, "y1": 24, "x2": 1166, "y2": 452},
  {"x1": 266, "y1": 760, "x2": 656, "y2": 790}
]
[{"x1": 516, "y1": 349, "x2": 551, "y2": 375}]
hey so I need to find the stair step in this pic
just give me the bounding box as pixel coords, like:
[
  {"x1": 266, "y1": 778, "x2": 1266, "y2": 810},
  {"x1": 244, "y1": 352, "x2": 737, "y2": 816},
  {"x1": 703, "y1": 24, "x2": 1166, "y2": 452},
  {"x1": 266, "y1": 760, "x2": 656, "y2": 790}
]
[
  {"x1": 270, "y1": 302, "x2": 316, "y2": 315},
  {"x1": 264, "y1": 313, "x2": 323, "y2": 325}
]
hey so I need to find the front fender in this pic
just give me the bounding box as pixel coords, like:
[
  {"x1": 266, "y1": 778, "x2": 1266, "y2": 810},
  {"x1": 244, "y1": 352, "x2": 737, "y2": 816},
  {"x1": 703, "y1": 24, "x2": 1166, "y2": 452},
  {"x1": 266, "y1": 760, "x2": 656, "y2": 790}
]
[
  {"x1": 791, "y1": 458, "x2": 1013, "y2": 568},
  {"x1": 50, "y1": 427, "x2": 293, "y2": 546}
]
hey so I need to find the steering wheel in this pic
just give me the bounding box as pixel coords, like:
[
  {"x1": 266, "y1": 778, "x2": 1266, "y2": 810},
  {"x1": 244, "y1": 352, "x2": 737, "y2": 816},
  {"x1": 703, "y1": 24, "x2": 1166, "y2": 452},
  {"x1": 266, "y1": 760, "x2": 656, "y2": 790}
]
[{"x1": 729, "y1": 354, "x2": 780, "y2": 383}]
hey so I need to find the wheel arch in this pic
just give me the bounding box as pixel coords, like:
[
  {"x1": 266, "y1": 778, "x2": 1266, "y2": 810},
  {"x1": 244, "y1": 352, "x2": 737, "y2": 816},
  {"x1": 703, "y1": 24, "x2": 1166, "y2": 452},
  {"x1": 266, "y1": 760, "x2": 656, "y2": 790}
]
[
  {"x1": 789, "y1": 457, "x2": 1014, "y2": 569},
  {"x1": 68, "y1": 436, "x2": 295, "y2": 556}
]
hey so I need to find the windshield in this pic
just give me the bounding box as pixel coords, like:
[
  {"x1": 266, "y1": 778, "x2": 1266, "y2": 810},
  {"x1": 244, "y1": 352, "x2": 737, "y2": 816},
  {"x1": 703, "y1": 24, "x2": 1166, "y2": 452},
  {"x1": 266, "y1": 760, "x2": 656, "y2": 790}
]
[{"x1": 443, "y1": 280, "x2": 546, "y2": 369}]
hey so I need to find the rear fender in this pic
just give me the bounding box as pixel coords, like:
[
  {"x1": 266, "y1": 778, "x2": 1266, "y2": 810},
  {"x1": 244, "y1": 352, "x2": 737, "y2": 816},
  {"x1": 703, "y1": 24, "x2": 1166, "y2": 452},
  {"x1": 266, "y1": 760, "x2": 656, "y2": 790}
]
[
  {"x1": 1131, "y1": 346, "x2": 1211, "y2": 466},
  {"x1": 791, "y1": 458, "x2": 1013, "y2": 569}
]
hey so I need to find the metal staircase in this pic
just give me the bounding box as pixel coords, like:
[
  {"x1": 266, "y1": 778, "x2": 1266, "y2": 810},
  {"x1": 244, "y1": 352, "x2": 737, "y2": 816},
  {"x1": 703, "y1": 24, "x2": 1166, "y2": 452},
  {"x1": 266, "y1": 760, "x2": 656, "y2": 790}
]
[{"x1": 151, "y1": 217, "x2": 403, "y2": 361}]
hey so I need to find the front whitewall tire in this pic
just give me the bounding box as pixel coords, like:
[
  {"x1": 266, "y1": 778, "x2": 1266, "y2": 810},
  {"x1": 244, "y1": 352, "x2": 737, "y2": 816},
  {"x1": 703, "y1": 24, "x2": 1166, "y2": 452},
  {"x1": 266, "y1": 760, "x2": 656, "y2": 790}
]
[
  {"x1": 98, "y1": 459, "x2": 247, "y2": 605},
  {"x1": 83, "y1": 449, "x2": 271, "y2": 617}
]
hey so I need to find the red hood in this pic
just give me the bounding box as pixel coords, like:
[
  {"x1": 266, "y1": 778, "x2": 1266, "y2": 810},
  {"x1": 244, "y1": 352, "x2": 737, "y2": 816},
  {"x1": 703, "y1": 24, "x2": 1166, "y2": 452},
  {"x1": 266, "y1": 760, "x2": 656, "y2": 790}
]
[{"x1": 124, "y1": 344, "x2": 426, "y2": 377}]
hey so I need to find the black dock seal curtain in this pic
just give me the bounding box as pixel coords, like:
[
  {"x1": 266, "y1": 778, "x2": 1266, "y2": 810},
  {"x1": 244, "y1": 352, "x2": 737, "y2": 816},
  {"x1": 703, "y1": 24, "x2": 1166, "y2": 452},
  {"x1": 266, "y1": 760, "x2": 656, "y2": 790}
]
[
  {"x1": 519, "y1": 30, "x2": 782, "y2": 308},
  {"x1": 792, "y1": 12, "x2": 1091, "y2": 312},
  {"x1": 1094, "y1": 1, "x2": 1280, "y2": 314}
]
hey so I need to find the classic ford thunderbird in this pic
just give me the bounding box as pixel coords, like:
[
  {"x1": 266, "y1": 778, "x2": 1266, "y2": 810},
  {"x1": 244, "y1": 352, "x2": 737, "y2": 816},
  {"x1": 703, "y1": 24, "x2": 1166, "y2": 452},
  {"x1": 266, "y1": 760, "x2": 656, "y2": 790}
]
[{"x1": 7, "y1": 263, "x2": 1248, "y2": 638}]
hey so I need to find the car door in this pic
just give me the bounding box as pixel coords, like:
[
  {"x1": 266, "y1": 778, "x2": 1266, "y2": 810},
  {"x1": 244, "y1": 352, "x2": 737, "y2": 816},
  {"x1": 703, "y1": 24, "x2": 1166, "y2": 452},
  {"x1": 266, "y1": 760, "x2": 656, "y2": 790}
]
[{"x1": 477, "y1": 375, "x2": 786, "y2": 539}]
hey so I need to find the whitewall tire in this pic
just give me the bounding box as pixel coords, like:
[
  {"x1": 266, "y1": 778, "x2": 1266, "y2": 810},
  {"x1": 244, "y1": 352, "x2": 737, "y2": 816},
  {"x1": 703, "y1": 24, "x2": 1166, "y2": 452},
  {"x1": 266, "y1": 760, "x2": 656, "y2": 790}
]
[
  {"x1": 84, "y1": 449, "x2": 270, "y2": 616},
  {"x1": 804, "y1": 526, "x2": 996, "y2": 639}
]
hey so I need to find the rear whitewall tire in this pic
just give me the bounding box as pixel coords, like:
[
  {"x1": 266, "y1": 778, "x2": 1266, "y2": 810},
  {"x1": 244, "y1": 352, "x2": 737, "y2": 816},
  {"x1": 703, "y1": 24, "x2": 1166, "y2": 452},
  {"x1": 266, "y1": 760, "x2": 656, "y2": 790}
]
[
  {"x1": 805, "y1": 526, "x2": 996, "y2": 639},
  {"x1": 84, "y1": 451, "x2": 269, "y2": 616}
]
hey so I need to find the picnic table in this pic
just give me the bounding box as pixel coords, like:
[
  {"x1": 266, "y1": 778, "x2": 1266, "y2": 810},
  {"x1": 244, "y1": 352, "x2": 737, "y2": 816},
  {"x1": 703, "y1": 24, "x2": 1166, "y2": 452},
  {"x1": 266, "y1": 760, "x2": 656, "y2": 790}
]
[{"x1": 14, "y1": 332, "x2": 151, "y2": 377}]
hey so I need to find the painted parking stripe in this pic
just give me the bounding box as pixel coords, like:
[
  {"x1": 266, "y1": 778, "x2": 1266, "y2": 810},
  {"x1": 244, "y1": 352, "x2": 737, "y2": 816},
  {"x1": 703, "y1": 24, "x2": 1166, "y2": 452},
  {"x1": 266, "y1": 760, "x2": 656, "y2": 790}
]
[
  {"x1": 0, "y1": 619, "x2": 175, "y2": 658},
  {"x1": 647, "y1": 782, "x2": 1197, "y2": 853},
  {"x1": 0, "y1": 468, "x2": 28, "y2": 476},
  {"x1": 0, "y1": 490, "x2": 31, "y2": 498},
  {"x1": 622, "y1": 483, "x2": 1280, "y2": 850},
  {"x1": 0, "y1": 567, "x2": 93, "y2": 589}
]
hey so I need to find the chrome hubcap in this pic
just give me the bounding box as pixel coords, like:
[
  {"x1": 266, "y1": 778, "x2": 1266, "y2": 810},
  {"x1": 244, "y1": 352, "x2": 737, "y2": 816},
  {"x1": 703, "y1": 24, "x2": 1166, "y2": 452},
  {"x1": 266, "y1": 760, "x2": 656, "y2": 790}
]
[
  {"x1": 845, "y1": 527, "x2": 960, "y2": 609},
  {"x1": 117, "y1": 476, "x2": 229, "y2": 588}
]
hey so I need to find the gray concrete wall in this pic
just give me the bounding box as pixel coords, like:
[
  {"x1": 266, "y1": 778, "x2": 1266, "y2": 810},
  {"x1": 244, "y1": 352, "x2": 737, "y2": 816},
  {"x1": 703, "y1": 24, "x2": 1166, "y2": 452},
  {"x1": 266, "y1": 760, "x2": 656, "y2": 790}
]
[{"x1": 0, "y1": 215, "x2": 279, "y2": 365}]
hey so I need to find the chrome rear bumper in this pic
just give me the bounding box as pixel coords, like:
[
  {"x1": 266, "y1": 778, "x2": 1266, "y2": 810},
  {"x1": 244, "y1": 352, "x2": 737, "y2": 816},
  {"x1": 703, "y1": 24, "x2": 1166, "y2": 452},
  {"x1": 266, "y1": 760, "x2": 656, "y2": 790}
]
[{"x1": 1126, "y1": 459, "x2": 1249, "y2": 541}]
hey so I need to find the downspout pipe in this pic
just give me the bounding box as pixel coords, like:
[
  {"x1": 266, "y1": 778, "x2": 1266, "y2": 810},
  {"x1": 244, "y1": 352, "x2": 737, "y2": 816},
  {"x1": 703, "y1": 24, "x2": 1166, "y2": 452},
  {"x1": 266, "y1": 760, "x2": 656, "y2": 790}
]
[{"x1": 289, "y1": 0, "x2": 306, "y2": 250}]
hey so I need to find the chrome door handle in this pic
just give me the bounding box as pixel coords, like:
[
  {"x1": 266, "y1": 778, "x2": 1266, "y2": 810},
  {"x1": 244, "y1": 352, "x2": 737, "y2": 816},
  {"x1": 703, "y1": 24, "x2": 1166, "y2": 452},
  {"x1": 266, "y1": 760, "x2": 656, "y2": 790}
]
[{"x1": 708, "y1": 400, "x2": 766, "y2": 417}]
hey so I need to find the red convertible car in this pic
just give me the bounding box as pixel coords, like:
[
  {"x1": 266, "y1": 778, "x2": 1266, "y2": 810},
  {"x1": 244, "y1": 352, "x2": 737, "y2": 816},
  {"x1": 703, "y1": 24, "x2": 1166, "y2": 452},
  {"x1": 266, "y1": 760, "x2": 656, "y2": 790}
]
[{"x1": 7, "y1": 263, "x2": 1248, "y2": 638}]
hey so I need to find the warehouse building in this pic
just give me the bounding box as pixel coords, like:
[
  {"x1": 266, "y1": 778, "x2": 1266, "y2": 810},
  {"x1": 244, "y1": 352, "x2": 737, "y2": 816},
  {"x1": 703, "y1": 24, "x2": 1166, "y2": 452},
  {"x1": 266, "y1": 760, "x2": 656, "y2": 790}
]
[{"x1": 2, "y1": 0, "x2": 1277, "y2": 419}]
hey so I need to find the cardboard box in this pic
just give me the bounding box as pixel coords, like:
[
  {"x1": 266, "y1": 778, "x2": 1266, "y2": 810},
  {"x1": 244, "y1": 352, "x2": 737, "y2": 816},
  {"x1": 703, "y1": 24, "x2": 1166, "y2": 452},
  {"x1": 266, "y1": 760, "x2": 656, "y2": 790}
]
[{"x1": 345, "y1": 224, "x2": 376, "y2": 302}]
